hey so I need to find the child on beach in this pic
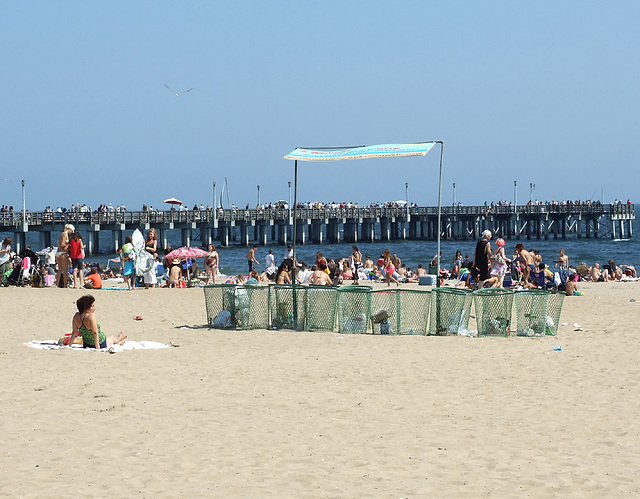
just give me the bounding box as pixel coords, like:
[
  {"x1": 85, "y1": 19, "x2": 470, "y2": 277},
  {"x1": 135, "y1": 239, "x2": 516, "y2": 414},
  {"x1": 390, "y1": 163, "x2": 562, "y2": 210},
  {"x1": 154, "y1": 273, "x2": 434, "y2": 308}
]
[
  {"x1": 120, "y1": 236, "x2": 137, "y2": 290},
  {"x1": 167, "y1": 259, "x2": 181, "y2": 288}
]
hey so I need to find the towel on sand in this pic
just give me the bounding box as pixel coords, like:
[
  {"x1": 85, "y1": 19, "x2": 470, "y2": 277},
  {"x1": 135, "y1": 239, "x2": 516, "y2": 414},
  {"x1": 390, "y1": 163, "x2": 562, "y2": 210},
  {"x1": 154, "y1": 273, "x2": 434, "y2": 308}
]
[{"x1": 24, "y1": 340, "x2": 170, "y2": 353}]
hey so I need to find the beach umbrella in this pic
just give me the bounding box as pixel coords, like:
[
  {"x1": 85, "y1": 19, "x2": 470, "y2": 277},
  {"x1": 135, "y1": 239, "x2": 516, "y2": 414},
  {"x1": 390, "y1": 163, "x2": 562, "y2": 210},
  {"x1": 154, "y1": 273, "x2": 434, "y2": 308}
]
[
  {"x1": 163, "y1": 197, "x2": 183, "y2": 205},
  {"x1": 165, "y1": 246, "x2": 209, "y2": 261}
]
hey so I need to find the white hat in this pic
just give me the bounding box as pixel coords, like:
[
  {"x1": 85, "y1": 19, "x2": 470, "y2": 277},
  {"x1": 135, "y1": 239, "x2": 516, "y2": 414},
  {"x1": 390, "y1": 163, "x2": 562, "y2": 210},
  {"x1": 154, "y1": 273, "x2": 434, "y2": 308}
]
[{"x1": 67, "y1": 224, "x2": 75, "y2": 232}]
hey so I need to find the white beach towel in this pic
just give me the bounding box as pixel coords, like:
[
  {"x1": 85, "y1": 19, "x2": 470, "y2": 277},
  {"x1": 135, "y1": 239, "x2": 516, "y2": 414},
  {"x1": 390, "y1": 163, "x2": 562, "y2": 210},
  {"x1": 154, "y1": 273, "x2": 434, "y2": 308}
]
[{"x1": 24, "y1": 340, "x2": 171, "y2": 353}]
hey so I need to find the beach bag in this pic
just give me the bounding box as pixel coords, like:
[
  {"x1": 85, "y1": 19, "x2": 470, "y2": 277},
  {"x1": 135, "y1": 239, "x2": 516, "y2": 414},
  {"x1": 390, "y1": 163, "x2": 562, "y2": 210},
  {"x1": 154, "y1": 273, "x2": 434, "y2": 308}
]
[{"x1": 213, "y1": 310, "x2": 232, "y2": 328}]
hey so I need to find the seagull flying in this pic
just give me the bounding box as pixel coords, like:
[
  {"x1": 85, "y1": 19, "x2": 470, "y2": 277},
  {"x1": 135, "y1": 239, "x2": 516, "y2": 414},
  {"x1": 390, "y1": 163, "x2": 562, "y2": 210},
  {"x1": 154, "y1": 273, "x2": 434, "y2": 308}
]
[{"x1": 164, "y1": 83, "x2": 193, "y2": 97}]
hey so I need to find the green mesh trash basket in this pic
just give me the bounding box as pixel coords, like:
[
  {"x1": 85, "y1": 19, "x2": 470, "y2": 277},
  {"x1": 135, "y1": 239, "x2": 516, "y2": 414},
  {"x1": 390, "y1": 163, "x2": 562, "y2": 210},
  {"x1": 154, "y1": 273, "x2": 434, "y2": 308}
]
[
  {"x1": 305, "y1": 286, "x2": 338, "y2": 332},
  {"x1": 370, "y1": 289, "x2": 400, "y2": 334},
  {"x1": 204, "y1": 284, "x2": 270, "y2": 330},
  {"x1": 269, "y1": 284, "x2": 306, "y2": 330},
  {"x1": 514, "y1": 290, "x2": 564, "y2": 336},
  {"x1": 233, "y1": 285, "x2": 270, "y2": 330},
  {"x1": 473, "y1": 288, "x2": 514, "y2": 337},
  {"x1": 397, "y1": 289, "x2": 431, "y2": 335},
  {"x1": 337, "y1": 286, "x2": 372, "y2": 334},
  {"x1": 428, "y1": 288, "x2": 472, "y2": 335},
  {"x1": 204, "y1": 284, "x2": 234, "y2": 328}
]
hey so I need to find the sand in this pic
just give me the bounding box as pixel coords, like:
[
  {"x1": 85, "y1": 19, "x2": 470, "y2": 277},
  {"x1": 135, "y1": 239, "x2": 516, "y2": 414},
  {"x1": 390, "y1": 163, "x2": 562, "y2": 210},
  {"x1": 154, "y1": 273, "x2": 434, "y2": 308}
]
[{"x1": 1, "y1": 280, "x2": 639, "y2": 497}]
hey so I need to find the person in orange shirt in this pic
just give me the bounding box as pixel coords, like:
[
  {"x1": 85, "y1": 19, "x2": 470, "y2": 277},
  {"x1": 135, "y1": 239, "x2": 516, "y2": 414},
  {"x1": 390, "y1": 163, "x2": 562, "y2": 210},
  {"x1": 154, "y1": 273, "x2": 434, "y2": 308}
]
[{"x1": 84, "y1": 267, "x2": 102, "y2": 289}]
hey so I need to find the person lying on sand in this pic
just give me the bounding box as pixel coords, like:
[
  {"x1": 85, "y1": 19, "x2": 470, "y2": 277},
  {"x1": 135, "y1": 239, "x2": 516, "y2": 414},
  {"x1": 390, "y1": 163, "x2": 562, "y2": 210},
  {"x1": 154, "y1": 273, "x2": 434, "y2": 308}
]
[{"x1": 68, "y1": 295, "x2": 127, "y2": 350}]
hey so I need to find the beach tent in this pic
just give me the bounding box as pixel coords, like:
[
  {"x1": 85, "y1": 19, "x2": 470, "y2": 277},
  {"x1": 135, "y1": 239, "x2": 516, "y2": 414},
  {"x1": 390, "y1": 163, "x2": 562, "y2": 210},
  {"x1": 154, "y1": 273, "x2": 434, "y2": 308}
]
[{"x1": 284, "y1": 142, "x2": 445, "y2": 282}]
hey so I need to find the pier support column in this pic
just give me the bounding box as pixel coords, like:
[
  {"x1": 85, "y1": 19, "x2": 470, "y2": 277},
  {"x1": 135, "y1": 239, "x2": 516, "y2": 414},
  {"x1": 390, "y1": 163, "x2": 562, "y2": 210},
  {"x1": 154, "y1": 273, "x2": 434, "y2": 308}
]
[
  {"x1": 39, "y1": 230, "x2": 52, "y2": 251},
  {"x1": 112, "y1": 226, "x2": 124, "y2": 252},
  {"x1": 344, "y1": 219, "x2": 358, "y2": 243},
  {"x1": 15, "y1": 228, "x2": 27, "y2": 255},
  {"x1": 181, "y1": 227, "x2": 193, "y2": 247},
  {"x1": 86, "y1": 225, "x2": 100, "y2": 256},
  {"x1": 201, "y1": 227, "x2": 212, "y2": 247},
  {"x1": 380, "y1": 219, "x2": 390, "y2": 241},
  {"x1": 240, "y1": 225, "x2": 250, "y2": 246},
  {"x1": 295, "y1": 221, "x2": 307, "y2": 244}
]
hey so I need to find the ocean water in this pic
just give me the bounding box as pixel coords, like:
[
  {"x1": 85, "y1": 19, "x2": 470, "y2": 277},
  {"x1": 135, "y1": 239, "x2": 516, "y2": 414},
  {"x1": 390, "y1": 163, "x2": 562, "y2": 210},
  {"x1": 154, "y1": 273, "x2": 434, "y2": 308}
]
[
  {"x1": 80, "y1": 232, "x2": 639, "y2": 277},
  {"x1": 4, "y1": 216, "x2": 637, "y2": 276}
]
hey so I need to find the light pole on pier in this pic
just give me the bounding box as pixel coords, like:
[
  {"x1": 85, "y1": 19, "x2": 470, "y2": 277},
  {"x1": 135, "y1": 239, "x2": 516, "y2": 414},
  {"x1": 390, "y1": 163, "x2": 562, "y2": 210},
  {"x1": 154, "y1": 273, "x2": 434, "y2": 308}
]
[
  {"x1": 21, "y1": 180, "x2": 26, "y2": 225},
  {"x1": 212, "y1": 181, "x2": 216, "y2": 210},
  {"x1": 529, "y1": 183, "x2": 535, "y2": 204},
  {"x1": 514, "y1": 180, "x2": 517, "y2": 208},
  {"x1": 257, "y1": 185, "x2": 260, "y2": 207},
  {"x1": 452, "y1": 182, "x2": 456, "y2": 206}
]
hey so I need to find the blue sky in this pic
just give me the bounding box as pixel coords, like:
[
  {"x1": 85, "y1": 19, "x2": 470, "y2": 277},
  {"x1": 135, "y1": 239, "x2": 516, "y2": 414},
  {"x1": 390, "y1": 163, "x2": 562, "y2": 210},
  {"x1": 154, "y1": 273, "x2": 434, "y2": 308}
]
[{"x1": 1, "y1": 1, "x2": 638, "y2": 211}]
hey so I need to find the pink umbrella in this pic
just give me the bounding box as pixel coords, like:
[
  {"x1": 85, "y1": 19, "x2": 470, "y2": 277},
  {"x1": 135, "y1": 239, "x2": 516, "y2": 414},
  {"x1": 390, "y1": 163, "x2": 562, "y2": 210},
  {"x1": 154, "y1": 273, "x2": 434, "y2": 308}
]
[{"x1": 165, "y1": 246, "x2": 209, "y2": 261}]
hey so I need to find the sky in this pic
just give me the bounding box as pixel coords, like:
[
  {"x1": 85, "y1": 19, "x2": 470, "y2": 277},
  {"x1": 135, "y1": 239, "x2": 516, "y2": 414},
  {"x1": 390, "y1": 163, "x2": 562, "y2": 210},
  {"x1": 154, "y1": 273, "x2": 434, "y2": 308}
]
[{"x1": 1, "y1": 1, "x2": 638, "y2": 212}]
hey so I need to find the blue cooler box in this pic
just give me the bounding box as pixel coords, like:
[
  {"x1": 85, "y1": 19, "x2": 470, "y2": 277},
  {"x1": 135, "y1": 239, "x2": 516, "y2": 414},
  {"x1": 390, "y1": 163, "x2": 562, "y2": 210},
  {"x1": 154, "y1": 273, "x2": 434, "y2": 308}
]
[{"x1": 419, "y1": 275, "x2": 437, "y2": 286}]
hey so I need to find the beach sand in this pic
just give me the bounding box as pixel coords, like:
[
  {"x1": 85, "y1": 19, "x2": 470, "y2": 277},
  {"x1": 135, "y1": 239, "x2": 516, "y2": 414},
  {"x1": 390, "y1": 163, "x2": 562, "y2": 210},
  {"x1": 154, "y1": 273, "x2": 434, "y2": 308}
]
[{"x1": 1, "y1": 281, "x2": 639, "y2": 497}]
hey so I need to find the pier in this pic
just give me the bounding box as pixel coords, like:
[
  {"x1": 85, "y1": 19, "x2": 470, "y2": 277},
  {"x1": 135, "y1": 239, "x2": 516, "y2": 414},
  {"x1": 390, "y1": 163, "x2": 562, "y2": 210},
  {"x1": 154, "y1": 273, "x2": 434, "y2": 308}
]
[{"x1": 0, "y1": 204, "x2": 634, "y2": 255}]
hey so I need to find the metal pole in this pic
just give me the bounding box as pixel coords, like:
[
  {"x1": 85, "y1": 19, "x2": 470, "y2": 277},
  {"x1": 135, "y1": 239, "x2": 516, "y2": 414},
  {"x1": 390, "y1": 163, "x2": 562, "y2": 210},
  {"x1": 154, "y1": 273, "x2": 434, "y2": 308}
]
[
  {"x1": 21, "y1": 180, "x2": 26, "y2": 225},
  {"x1": 212, "y1": 181, "x2": 216, "y2": 209},
  {"x1": 436, "y1": 141, "x2": 444, "y2": 286},
  {"x1": 453, "y1": 182, "x2": 456, "y2": 206},
  {"x1": 288, "y1": 181, "x2": 292, "y2": 224},
  {"x1": 293, "y1": 162, "x2": 298, "y2": 260},
  {"x1": 257, "y1": 185, "x2": 260, "y2": 207},
  {"x1": 405, "y1": 182, "x2": 409, "y2": 219},
  {"x1": 514, "y1": 180, "x2": 517, "y2": 208},
  {"x1": 292, "y1": 160, "x2": 299, "y2": 326}
]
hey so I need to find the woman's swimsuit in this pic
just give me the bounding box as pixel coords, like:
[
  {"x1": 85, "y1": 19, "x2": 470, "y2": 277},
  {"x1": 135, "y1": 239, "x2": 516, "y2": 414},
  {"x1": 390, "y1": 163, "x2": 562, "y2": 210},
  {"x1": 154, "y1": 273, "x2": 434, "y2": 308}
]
[{"x1": 79, "y1": 314, "x2": 106, "y2": 348}]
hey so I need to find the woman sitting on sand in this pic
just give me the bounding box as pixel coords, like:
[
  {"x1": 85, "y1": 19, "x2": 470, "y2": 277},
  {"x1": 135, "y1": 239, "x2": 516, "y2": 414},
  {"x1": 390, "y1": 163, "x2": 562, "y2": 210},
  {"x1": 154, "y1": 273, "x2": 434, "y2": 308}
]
[
  {"x1": 276, "y1": 262, "x2": 292, "y2": 284},
  {"x1": 68, "y1": 295, "x2": 127, "y2": 350}
]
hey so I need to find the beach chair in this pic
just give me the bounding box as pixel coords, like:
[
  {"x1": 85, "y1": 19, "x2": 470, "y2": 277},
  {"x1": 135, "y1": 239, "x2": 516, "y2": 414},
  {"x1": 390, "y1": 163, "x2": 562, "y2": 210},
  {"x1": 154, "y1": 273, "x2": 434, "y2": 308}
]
[
  {"x1": 554, "y1": 268, "x2": 570, "y2": 291},
  {"x1": 530, "y1": 270, "x2": 552, "y2": 289}
]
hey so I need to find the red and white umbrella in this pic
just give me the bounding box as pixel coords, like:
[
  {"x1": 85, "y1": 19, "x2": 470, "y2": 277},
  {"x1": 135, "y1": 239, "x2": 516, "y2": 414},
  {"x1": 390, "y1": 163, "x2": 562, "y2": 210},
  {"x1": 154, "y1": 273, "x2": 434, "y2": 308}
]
[
  {"x1": 163, "y1": 197, "x2": 183, "y2": 205},
  {"x1": 165, "y1": 246, "x2": 209, "y2": 261}
]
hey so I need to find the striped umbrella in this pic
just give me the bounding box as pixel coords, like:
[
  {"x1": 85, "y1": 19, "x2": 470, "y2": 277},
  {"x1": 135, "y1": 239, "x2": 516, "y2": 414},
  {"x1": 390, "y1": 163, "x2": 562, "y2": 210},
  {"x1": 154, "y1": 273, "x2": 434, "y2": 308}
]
[{"x1": 165, "y1": 246, "x2": 208, "y2": 261}]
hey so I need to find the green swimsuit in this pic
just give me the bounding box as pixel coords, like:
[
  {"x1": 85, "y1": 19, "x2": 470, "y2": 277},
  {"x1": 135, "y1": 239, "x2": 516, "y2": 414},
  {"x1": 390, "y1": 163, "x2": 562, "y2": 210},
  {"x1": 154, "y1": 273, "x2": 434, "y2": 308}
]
[{"x1": 79, "y1": 315, "x2": 106, "y2": 347}]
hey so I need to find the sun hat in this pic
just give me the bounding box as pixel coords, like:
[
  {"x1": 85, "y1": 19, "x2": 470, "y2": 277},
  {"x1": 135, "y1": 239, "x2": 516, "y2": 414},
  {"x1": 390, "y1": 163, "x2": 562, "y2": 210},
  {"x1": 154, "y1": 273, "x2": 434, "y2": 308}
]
[
  {"x1": 172, "y1": 259, "x2": 180, "y2": 265},
  {"x1": 496, "y1": 238, "x2": 505, "y2": 247},
  {"x1": 67, "y1": 224, "x2": 75, "y2": 232}
]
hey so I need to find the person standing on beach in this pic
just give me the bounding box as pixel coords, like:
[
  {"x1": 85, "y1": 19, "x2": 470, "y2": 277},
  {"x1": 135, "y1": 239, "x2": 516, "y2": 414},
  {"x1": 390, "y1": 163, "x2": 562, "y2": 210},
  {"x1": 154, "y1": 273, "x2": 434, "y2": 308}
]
[
  {"x1": 383, "y1": 249, "x2": 399, "y2": 287},
  {"x1": 351, "y1": 245, "x2": 362, "y2": 284},
  {"x1": 473, "y1": 230, "x2": 492, "y2": 288},
  {"x1": 247, "y1": 245, "x2": 259, "y2": 273},
  {"x1": 55, "y1": 224, "x2": 74, "y2": 288},
  {"x1": 556, "y1": 249, "x2": 569, "y2": 269},
  {"x1": 120, "y1": 236, "x2": 137, "y2": 290},
  {"x1": 205, "y1": 244, "x2": 219, "y2": 284},
  {"x1": 69, "y1": 232, "x2": 85, "y2": 289},
  {"x1": 0, "y1": 237, "x2": 12, "y2": 284},
  {"x1": 514, "y1": 243, "x2": 535, "y2": 282},
  {"x1": 143, "y1": 229, "x2": 159, "y2": 288}
]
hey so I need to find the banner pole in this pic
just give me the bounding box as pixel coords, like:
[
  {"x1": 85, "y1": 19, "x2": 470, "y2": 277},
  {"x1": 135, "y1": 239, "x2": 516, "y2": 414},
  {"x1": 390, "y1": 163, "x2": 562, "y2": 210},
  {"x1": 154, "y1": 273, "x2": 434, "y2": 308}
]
[
  {"x1": 436, "y1": 141, "x2": 444, "y2": 287},
  {"x1": 292, "y1": 159, "x2": 299, "y2": 328}
]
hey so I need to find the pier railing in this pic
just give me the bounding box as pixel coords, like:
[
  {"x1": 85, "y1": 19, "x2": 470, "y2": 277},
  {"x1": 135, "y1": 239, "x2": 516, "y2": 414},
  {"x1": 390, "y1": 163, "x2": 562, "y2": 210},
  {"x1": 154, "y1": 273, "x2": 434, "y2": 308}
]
[{"x1": 0, "y1": 204, "x2": 634, "y2": 229}]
